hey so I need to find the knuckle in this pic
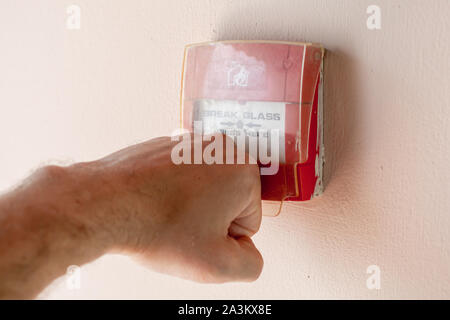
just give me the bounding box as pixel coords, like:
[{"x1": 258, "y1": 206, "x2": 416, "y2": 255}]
[{"x1": 36, "y1": 164, "x2": 67, "y2": 182}]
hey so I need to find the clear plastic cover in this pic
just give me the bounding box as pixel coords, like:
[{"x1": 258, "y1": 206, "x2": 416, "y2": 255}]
[{"x1": 180, "y1": 41, "x2": 323, "y2": 213}]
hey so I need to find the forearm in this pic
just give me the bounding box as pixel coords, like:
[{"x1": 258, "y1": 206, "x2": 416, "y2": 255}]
[
  {"x1": 0, "y1": 136, "x2": 263, "y2": 298},
  {"x1": 0, "y1": 165, "x2": 111, "y2": 299}
]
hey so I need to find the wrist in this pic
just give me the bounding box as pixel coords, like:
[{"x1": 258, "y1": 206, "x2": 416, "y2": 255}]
[
  {"x1": 64, "y1": 160, "x2": 160, "y2": 254},
  {"x1": 20, "y1": 164, "x2": 114, "y2": 262},
  {"x1": 56, "y1": 162, "x2": 117, "y2": 253}
]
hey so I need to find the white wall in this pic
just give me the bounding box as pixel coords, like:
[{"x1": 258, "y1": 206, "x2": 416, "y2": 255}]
[{"x1": 0, "y1": 0, "x2": 449, "y2": 299}]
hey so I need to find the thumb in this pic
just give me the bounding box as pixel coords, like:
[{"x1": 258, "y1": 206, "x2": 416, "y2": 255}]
[{"x1": 210, "y1": 236, "x2": 263, "y2": 282}]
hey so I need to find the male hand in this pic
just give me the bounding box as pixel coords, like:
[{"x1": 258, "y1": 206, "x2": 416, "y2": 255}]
[
  {"x1": 0, "y1": 134, "x2": 263, "y2": 298},
  {"x1": 91, "y1": 134, "x2": 263, "y2": 282}
]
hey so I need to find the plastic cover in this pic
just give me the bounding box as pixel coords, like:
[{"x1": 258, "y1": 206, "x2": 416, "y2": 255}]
[{"x1": 180, "y1": 41, "x2": 323, "y2": 215}]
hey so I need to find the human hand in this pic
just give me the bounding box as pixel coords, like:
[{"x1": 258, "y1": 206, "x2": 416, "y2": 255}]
[{"x1": 67, "y1": 134, "x2": 263, "y2": 283}]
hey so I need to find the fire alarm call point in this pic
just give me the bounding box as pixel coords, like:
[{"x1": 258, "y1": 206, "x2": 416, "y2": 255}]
[{"x1": 180, "y1": 40, "x2": 324, "y2": 215}]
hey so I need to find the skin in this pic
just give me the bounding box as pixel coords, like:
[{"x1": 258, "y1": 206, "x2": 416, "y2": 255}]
[{"x1": 0, "y1": 135, "x2": 263, "y2": 299}]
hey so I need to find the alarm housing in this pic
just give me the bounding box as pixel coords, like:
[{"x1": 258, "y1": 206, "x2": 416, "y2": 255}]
[{"x1": 180, "y1": 40, "x2": 324, "y2": 211}]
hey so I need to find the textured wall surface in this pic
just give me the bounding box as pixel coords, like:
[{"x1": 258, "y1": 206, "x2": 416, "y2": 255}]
[{"x1": 1, "y1": 0, "x2": 449, "y2": 299}]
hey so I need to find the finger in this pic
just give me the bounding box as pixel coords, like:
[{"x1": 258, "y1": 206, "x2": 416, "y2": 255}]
[
  {"x1": 208, "y1": 236, "x2": 263, "y2": 282},
  {"x1": 228, "y1": 199, "x2": 262, "y2": 238}
]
